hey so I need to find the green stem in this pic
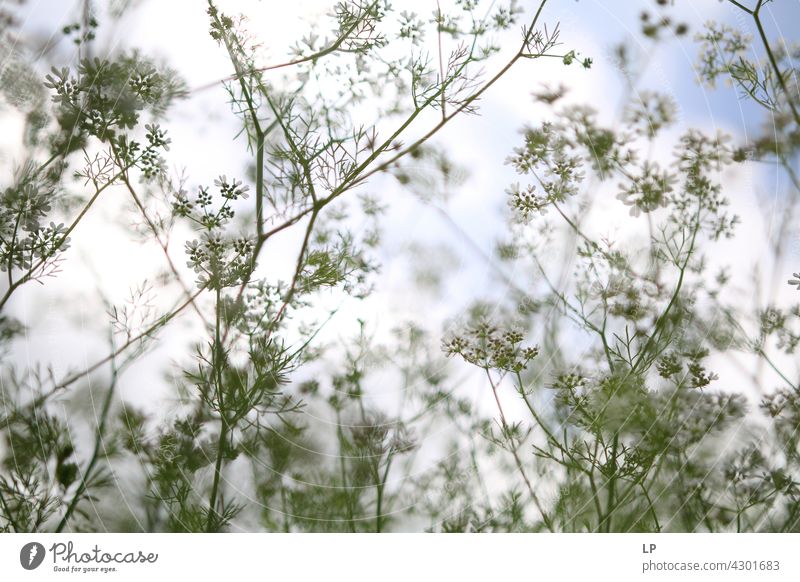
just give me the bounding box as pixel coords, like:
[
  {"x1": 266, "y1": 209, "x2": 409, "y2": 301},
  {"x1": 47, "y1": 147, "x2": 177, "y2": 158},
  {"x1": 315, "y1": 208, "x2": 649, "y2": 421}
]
[
  {"x1": 753, "y1": 2, "x2": 800, "y2": 128},
  {"x1": 0, "y1": 158, "x2": 138, "y2": 311},
  {"x1": 206, "y1": 286, "x2": 228, "y2": 532},
  {"x1": 335, "y1": 409, "x2": 357, "y2": 532},
  {"x1": 587, "y1": 472, "x2": 605, "y2": 532},
  {"x1": 601, "y1": 434, "x2": 619, "y2": 532},
  {"x1": 196, "y1": 0, "x2": 380, "y2": 92},
  {"x1": 640, "y1": 482, "x2": 661, "y2": 532},
  {"x1": 485, "y1": 369, "x2": 554, "y2": 531},
  {"x1": 375, "y1": 458, "x2": 392, "y2": 533},
  {"x1": 56, "y1": 343, "x2": 118, "y2": 533},
  {"x1": 0, "y1": 488, "x2": 19, "y2": 532}
]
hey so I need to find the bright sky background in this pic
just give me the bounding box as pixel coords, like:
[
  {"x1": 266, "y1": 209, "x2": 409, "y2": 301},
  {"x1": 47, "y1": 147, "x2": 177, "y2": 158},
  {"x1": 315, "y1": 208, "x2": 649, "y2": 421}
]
[{"x1": 2, "y1": 0, "x2": 800, "y2": 529}]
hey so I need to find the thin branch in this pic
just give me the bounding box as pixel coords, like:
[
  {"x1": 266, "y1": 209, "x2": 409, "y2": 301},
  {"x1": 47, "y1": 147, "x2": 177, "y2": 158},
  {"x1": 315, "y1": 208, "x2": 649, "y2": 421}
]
[
  {"x1": 193, "y1": 0, "x2": 381, "y2": 93},
  {"x1": 484, "y1": 368, "x2": 554, "y2": 531},
  {"x1": 56, "y1": 336, "x2": 119, "y2": 532},
  {"x1": 0, "y1": 160, "x2": 137, "y2": 310}
]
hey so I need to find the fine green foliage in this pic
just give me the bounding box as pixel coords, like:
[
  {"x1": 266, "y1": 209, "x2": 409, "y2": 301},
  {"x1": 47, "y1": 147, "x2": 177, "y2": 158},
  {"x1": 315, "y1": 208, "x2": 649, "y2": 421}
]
[
  {"x1": 0, "y1": 0, "x2": 798, "y2": 533},
  {"x1": 439, "y1": 0, "x2": 800, "y2": 532}
]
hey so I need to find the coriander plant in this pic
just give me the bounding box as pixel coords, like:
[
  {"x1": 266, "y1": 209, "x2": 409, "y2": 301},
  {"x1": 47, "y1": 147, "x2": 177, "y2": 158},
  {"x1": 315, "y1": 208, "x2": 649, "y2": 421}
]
[{"x1": 0, "y1": 0, "x2": 797, "y2": 534}]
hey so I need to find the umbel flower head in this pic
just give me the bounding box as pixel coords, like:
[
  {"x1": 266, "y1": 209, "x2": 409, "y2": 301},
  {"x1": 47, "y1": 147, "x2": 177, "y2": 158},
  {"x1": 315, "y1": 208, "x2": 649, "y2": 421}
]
[
  {"x1": 214, "y1": 175, "x2": 249, "y2": 200},
  {"x1": 616, "y1": 161, "x2": 677, "y2": 216},
  {"x1": 444, "y1": 320, "x2": 539, "y2": 373}
]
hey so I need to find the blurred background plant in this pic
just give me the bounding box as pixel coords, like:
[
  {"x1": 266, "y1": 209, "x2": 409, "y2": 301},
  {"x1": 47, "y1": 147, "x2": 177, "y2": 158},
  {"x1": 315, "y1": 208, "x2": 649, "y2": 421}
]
[{"x1": 0, "y1": 0, "x2": 798, "y2": 533}]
